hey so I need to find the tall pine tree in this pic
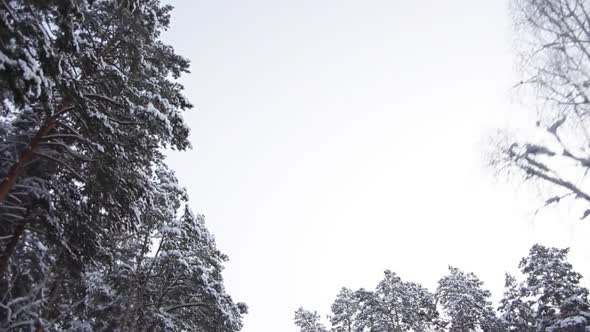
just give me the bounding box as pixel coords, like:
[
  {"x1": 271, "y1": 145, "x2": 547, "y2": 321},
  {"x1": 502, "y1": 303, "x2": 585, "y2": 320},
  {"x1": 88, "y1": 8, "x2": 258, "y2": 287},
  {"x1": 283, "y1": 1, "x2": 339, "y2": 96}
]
[
  {"x1": 500, "y1": 245, "x2": 590, "y2": 332},
  {"x1": 0, "y1": 0, "x2": 245, "y2": 330},
  {"x1": 435, "y1": 266, "x2": 503, "y2": 332}
]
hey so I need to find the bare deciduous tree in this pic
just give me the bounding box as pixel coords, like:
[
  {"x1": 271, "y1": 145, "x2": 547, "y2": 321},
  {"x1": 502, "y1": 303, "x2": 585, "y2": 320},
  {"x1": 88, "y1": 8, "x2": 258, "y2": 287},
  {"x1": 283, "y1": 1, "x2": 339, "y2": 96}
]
[{"x1": 499, "y1": 0, "x2": 590, "y2": 218}]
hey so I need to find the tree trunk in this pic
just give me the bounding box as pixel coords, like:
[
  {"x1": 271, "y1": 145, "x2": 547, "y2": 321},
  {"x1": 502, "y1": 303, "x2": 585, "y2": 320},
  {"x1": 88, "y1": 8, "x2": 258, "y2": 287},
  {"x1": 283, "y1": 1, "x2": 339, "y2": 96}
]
[
  {"x1": 0, "y1": 117, "x2": 57, "y2": 274},
  {"x1": 0, "y1": 117, "x2": 57, "y2": 201}
]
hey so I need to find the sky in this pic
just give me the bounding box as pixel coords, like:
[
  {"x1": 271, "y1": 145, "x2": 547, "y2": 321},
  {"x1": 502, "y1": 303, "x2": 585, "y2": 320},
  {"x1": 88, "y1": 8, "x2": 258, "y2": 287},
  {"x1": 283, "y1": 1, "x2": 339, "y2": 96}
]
[{"x1": 163, "y1": 1, "x2": 590, "y2": 331}]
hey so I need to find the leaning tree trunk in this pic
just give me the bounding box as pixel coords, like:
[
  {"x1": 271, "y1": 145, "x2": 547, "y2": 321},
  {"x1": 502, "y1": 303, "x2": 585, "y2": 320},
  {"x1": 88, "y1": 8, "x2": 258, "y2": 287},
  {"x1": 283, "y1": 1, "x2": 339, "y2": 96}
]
[{"x1": 0, "y1": 101, "x2": 72, "y2": 274}]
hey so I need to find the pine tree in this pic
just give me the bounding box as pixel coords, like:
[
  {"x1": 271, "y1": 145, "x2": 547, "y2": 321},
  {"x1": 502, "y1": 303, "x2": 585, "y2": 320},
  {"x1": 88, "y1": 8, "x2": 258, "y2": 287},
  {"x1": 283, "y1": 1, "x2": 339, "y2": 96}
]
[
  {"x1": 353, "y1": 288, "x2": 381, "y2": 331},
  {"x1": 85, "y1": 204, "x2": 247, "y2": 332},
  {"x1": 500, "y1": 244, "x2": 590, "y2": 332},
  {"x1": 400, "y1": 281, "x2": 440, "y2": 332},
  {"x1": 436, "y1": 266, "x2": 502, "y2": 332},
  {"x1": 0, "y1": 0, "x2": 191, "y2": 272},
  {"x1": 499, "y1": 273, "x2": 536, "y2": 332},
  {"x1": 330, "y1": 287, "x2": 359, "y2": 332},
  {"x1": 0, "y1": 0, "x2": 245, "y2": 330},
  {"x1": 357, "y1": 270, "x2": 437, "y2": 332},
  {"x1": 294, "y1": 307, "x2": 329, "y2": 332}
]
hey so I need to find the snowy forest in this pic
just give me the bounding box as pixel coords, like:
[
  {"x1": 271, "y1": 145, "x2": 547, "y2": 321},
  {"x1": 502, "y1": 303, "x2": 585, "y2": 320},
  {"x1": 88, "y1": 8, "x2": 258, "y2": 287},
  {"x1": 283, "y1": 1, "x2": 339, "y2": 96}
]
[
  {"x1": 2, "y1": 0, "x2": 590, "y2": 331},
  {"x1": 0, "y1": 0, "x2": 245, "y2": 331},
  {"x1": 293, "y1": 0, "x2": 590, "y2": 330},
  {"x1": 293, "y1": 245, "x2": 589, "y2": 332}
]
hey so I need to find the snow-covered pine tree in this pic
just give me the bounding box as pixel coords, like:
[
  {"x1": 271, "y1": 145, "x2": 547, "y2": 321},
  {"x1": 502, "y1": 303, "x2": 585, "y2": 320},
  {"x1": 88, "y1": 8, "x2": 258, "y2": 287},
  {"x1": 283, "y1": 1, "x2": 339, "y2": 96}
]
[
  {"x1": 436, "y1": 266, "x2": 503, "y2": 332},
  {"x1": 0, "y1": 0, "x2": 191, "y2": 272},
  {"x1": 499, "y1": 273, "x2": 536, "y2": 332},
  {"x1": 352, "y1": 288, "x2": 381, "y2": 331},
  {"x1": 294, "y1": 307, "x2": 329, "y2": 332},
  {"x1": 400, "y1": 281, "x2": 440, "y2": 332},
  {"x1": 141, "y1": 207, "x2": 247, "y2": 332},
  {"x1": 355, "y1": 270, "x2": 437, "y2": 332},
  {"x1": 330, "y1": 287, "x2": 359, "y2": 332},
  {"x1": 1, "y1": 0, "x2": 245, "y2": 330},
  {"x1": 500, "y1": 245, "x2": 590, "y2": 332},
  {"x1": 59, "y1": 165, "x2": 246, "y2": 332},
  {"x1": 78, "y1": 164, "x2": 187, "y2": 331},
  {"x1": 84, "y1": 205, "x2": 247, "y2": 331}
]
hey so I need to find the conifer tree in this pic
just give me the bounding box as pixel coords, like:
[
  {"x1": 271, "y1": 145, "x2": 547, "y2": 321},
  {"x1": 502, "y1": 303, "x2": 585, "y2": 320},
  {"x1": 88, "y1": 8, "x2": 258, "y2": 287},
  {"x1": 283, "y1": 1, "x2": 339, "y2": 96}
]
[
  {"x1": 500, "y1": 245, "x2": 590, "y2": 332},
  {"x1": 294, "y1": 307, "x2": 328, "y2": 332},
  {"x1": 436, "y1": 266, "x2": 502, "y2": 332},
  {"x1": 330, "y1": 287, "x2": 359, "y2": 332},
  {"x1": 0, "y1": 0, "x2": 245, "y2": 330},
  {"x1": 355, "y1": 271, "x2": 437, "y2": 332}
]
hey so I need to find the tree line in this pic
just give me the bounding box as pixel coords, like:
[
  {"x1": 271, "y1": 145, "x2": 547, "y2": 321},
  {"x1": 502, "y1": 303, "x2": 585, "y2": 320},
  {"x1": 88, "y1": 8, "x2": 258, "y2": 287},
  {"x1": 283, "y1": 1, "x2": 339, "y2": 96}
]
[
  {"x1": 0, "y1": 0, "x2": 245, "y2": 330},
  {"x1": 294, "y1": 244, "x2": 589, "y2": 332}
]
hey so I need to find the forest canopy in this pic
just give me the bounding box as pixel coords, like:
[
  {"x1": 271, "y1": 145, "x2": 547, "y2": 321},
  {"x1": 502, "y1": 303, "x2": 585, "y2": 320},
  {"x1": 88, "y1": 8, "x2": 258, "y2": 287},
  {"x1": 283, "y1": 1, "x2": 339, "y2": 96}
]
[
  {"x1": 0, "y1": 0, "x2": 245, "y2": 330},
  {"x1": 294, "y1": 244, "x2": 590, "y2": 332}
]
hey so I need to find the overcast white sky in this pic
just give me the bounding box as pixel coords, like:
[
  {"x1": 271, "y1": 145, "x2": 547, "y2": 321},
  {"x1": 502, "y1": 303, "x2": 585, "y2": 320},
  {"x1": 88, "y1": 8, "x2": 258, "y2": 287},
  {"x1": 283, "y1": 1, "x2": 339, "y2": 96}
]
[{"x1": 163, "y1": 1, "x2": 590, "y2": 331}]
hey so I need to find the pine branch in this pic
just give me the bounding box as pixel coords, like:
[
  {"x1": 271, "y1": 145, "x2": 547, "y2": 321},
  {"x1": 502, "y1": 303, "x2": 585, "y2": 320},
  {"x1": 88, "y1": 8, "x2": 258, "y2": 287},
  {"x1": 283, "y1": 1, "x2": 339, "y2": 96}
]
[
  {"x1": 163, "y1": 302, "x2": 207, "y2": 313},
  {"x1": 34, "y1": 152, "x2": 85, "y2": 182}
]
